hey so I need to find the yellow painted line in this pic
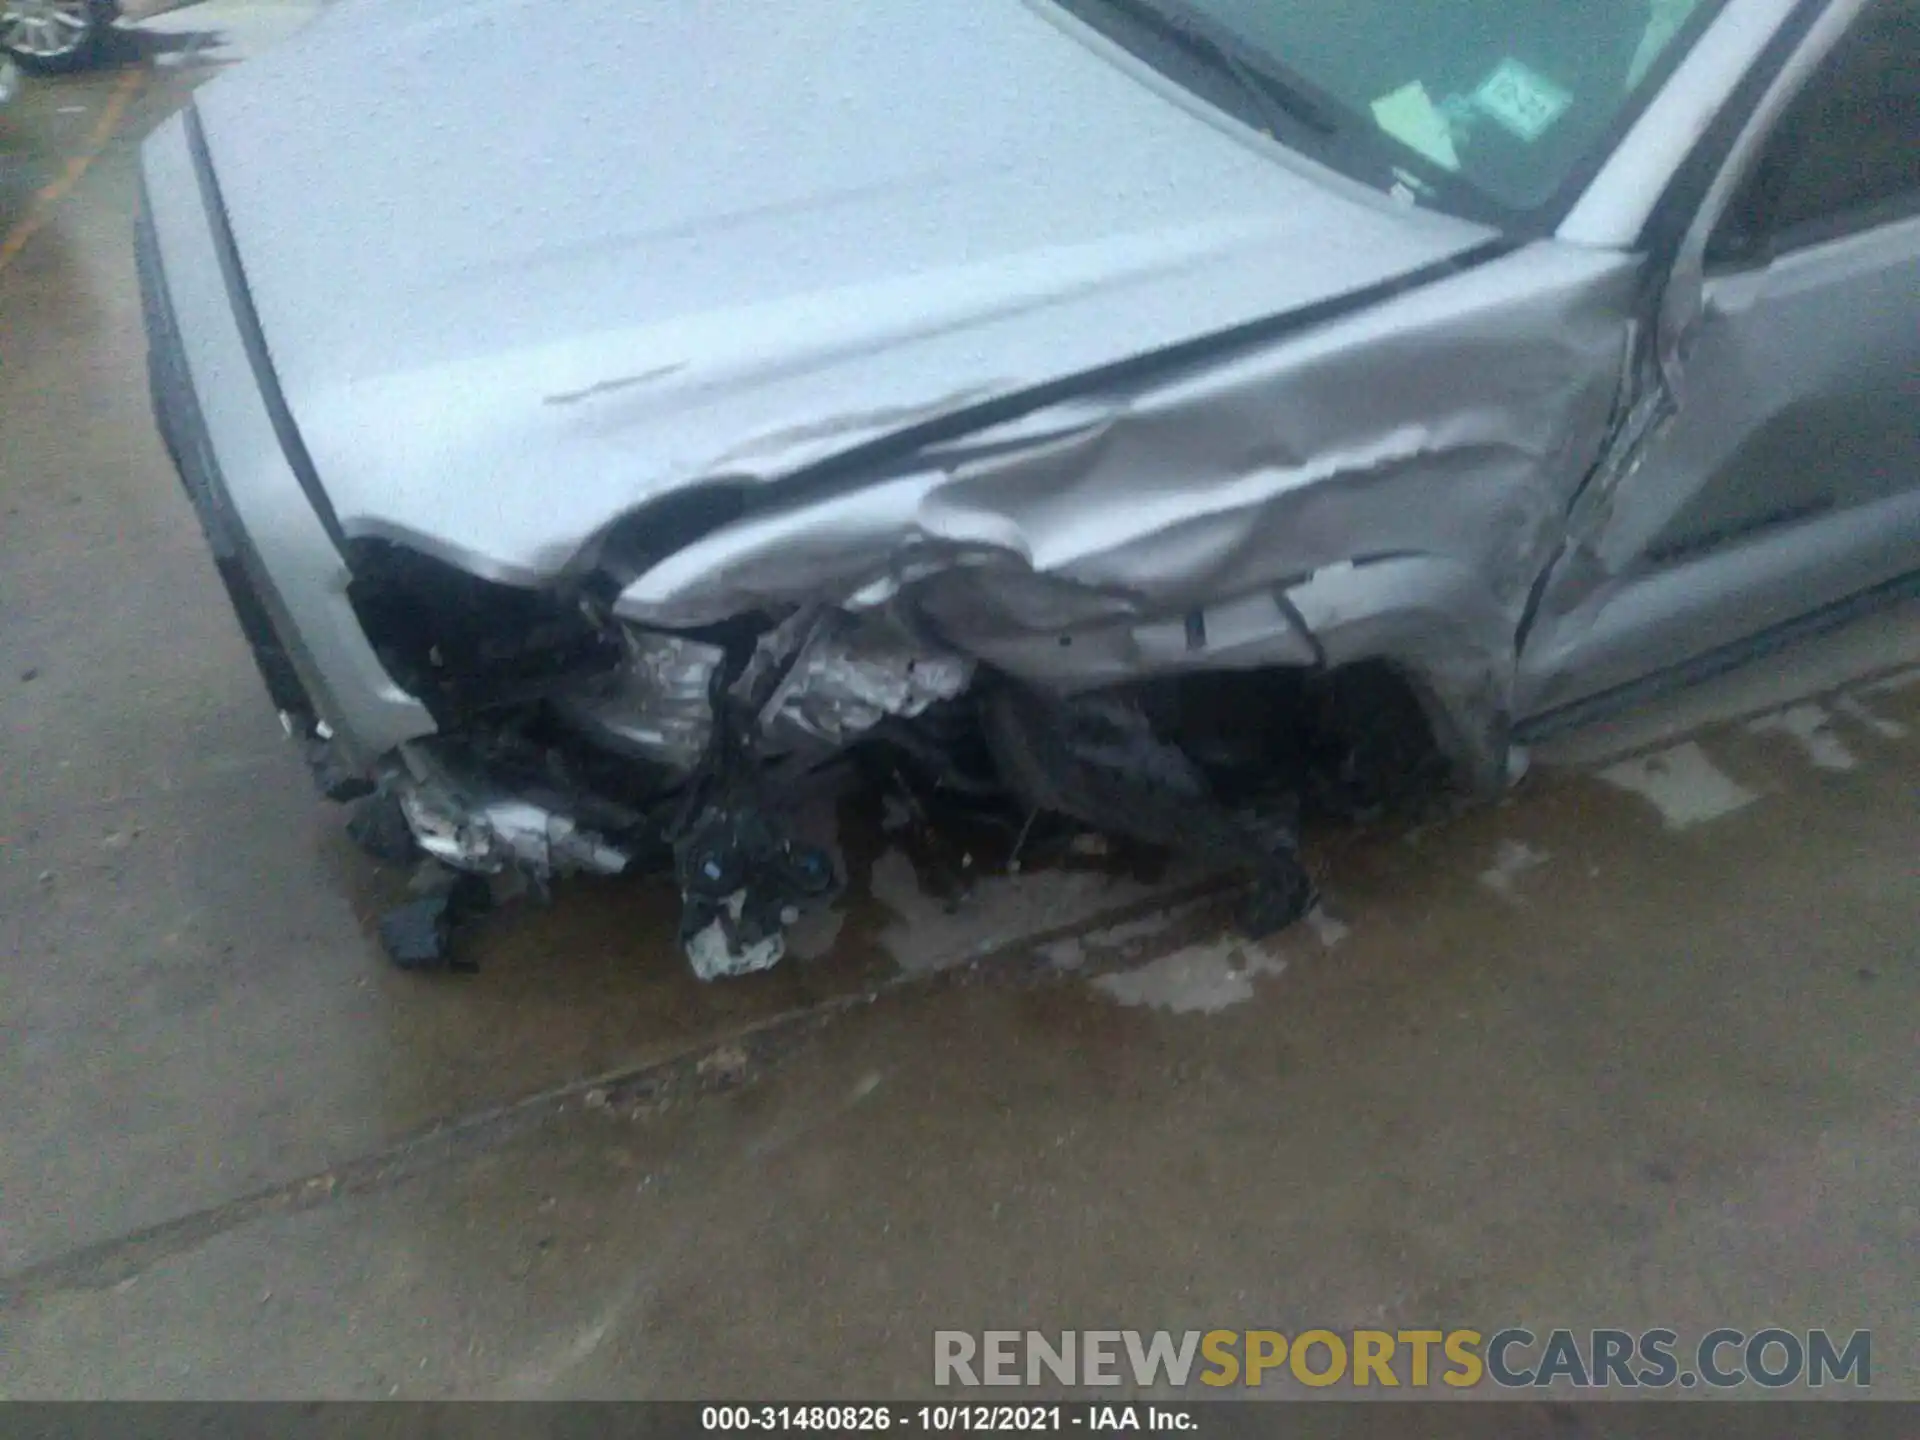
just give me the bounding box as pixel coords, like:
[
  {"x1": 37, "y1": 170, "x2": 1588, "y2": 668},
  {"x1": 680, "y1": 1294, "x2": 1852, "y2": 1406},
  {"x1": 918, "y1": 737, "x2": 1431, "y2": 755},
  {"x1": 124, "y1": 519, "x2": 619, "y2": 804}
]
[{"x1": 0, "y1": 64, "x2": 148, "y2": 277}]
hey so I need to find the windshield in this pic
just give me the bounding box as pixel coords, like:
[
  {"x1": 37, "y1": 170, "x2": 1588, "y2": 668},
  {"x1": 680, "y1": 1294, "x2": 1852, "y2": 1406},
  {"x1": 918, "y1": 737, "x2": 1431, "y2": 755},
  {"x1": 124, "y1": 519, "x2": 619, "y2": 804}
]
[{"x1": 1070, "y1": 0, "x2": 1724, "y2": 217}]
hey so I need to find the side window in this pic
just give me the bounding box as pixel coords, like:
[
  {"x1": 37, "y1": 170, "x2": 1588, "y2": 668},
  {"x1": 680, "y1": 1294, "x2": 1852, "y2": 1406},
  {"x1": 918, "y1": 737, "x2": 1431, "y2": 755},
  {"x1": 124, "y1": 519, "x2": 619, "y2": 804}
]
[{"x1": 1709, "y1": 0, "x2": 1920, "y2": 264}]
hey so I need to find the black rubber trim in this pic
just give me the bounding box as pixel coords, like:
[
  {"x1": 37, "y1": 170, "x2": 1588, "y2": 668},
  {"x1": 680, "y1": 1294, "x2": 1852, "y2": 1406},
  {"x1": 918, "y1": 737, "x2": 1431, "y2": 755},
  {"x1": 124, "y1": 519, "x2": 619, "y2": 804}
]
[{"x1": 181, "y1": 104, "x2": 348, "y2": 552}]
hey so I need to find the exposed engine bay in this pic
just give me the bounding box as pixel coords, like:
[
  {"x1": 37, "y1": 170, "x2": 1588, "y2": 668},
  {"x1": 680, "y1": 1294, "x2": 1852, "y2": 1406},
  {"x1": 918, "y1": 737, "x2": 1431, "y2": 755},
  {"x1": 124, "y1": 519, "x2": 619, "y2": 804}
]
[
  {"x1": 139, "y1": 80, "x2": 1653, "y2": 984},
  {"x1": 343, "y1": 560, "x2": 1443, "y2": 977},
  {"x1": 302, "y1": 241, "x2": 1646, "y2": 978}
]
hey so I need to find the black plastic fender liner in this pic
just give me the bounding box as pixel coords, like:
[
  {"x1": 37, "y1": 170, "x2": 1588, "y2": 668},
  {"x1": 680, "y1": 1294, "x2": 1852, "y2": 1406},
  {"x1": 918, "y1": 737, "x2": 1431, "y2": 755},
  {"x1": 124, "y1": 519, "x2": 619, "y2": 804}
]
[
  {"x1": 342, "y1": 539, "x2": 625, "y2": 726},
  {"x1": 981, "y1": 680, "x2": 1315, "y2": 936}
]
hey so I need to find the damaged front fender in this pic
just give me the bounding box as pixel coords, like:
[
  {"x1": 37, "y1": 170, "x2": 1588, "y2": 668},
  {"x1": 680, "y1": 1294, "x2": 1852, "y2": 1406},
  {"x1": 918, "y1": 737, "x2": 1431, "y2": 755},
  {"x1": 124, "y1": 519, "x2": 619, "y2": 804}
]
[
  {"x1": 603, "y1": 241, "x2": 1642, "y2": 787},
  {"x1": 363, "y1": 241, "x2": 1647, "y2": 979}
]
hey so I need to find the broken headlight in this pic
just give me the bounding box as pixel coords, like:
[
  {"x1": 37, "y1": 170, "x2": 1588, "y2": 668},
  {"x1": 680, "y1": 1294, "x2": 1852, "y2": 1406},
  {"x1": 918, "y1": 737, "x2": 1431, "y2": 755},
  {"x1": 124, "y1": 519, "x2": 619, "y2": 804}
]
[{"x1": 345, "y1": 540, "x2": 624, "y2": 723}]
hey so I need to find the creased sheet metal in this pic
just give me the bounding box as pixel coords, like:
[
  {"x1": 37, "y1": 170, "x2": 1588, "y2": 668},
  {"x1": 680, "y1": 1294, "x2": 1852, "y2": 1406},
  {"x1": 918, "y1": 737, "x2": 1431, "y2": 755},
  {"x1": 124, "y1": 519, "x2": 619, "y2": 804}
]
[{"x1": 610, "y1": 243, "x2": 1641, "y2": 784}]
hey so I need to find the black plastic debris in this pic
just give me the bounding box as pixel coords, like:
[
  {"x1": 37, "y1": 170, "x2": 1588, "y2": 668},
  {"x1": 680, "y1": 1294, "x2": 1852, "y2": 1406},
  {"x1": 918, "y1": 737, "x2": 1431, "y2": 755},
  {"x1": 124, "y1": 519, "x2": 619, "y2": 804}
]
[
  {"x1": 346, "y1": 790, "x2": 417, "y2": 863},
  {"x1": 301, "y1": 731, "x2": 376, "y2": 803},
  {"x1": 675, "y1": 798, "x2": 838, "y2": 978},
  {"x1": 663, "y1": 616, "x2": 842, "y2": 978},
  {"x1": 983, "y1": 681, "x2": 1316, "y2": 936},
  {"x1": 377, "y1": 872, "x2": 492, "y2": 972}
]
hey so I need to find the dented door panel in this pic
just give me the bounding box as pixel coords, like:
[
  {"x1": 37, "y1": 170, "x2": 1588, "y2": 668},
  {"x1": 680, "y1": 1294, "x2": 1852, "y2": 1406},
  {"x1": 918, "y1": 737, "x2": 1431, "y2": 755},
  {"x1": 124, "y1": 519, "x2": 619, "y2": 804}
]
[{"x1": 1517, "y1": 17, "x2": 1920, "y2": 724}]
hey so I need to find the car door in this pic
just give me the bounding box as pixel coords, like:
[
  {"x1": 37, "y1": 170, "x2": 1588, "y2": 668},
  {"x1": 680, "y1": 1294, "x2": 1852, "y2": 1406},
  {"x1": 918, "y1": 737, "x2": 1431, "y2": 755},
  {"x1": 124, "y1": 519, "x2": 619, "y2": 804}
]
[{"x1": 1514, "y1": 0, "x2": 1920, "y2": 725}]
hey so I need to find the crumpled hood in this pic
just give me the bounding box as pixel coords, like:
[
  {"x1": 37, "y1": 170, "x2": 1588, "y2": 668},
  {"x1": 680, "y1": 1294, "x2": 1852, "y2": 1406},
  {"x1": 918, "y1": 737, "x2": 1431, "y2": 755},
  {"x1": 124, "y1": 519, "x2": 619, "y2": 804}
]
[{"x1": 195, "y1": 0, "x2": 1493, "y2": 583}]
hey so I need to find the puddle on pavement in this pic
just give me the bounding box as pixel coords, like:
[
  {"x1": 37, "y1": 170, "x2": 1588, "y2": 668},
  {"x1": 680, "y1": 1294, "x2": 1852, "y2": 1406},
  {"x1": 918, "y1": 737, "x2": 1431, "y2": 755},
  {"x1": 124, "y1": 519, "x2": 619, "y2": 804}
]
[
  {"x1": 308, "y1": 671, "x2": 1920, "y2": 1125},
  {"x1": 1746, "y1": 702, "x2": 1860, "y2": 772},
  {"x1": 315, "y1": 761, "x2": 1202, "y2": 1122},
  {"x1": 1090, "y1": 933, "x2": 1289, "y2": 1014}
]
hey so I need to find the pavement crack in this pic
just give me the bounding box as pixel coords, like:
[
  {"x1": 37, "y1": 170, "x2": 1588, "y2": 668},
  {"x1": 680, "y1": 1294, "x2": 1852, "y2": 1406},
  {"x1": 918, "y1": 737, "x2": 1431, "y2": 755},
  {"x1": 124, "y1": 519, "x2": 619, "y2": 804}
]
[
  {"x1": 0, "y1": 875, "x2": 1228, "y2": 1309},
  {"x1": 0, "y1": 995, "x2": 865, "y2": 1309}
]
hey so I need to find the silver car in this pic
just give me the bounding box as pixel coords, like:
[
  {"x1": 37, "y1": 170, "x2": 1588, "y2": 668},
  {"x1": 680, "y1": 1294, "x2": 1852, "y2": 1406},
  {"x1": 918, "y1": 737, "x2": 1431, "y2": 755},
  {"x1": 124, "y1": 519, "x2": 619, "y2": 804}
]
[
  {"x1": 2, "y1": 0, "x2": 117, "y2": 72},
  {"x1": 136, "y1": 0, "x2": 1919, "y2": 977}
]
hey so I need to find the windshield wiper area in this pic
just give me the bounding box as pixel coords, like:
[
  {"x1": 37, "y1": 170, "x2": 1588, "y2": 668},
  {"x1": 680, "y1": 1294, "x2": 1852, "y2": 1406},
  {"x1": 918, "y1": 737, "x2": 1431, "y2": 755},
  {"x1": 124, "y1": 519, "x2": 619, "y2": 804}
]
[{"x1": 1084, "y1": 0, "x2": 1338, "y2": 138}]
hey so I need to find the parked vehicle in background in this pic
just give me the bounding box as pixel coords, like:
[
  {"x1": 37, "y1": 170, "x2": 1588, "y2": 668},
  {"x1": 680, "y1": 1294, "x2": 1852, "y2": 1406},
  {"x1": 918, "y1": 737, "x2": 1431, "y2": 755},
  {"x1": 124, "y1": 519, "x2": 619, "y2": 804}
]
[
  {"x1": 135, "y1": 0, "x2": 1920, "y2": 980},
  {"x1": 2, "y1": 0, "x2": 117, "y2": 72}
]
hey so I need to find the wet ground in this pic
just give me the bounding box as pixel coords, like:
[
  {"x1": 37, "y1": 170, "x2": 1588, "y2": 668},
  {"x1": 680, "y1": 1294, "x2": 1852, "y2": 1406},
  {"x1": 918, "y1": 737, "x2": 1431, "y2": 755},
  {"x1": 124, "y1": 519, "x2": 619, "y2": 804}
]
[{"x1": 1, "y1": 7, "x2": 1916, "y2": 1399}]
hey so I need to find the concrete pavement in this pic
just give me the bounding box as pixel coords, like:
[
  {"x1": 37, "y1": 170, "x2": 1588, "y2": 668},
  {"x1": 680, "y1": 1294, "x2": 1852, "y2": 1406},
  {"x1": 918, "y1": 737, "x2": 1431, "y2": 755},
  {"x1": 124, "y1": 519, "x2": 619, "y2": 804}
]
[
  {"x1": 1, "y1": 10, "x2": 1915, "y2": 1399},
  {"x1": 2, "y1": 674, "x2": 1915, "y2": 1397}
]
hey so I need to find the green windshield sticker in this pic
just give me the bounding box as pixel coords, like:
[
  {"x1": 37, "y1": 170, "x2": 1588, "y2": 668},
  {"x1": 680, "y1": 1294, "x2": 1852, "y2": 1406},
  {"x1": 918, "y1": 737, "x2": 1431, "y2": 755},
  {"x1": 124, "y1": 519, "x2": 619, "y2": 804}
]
[
  {"x1": 1371, "y1": 81, "x2": 1462, "y2": 171},
  {"x1": 1472, "y1": 58, "x2": 1573, "y2": 142}
]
